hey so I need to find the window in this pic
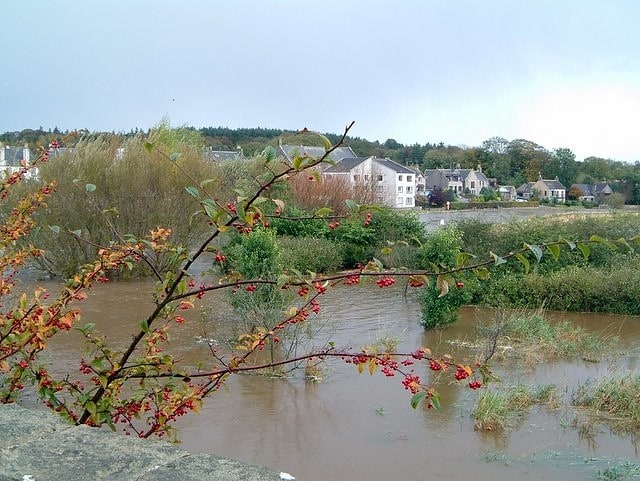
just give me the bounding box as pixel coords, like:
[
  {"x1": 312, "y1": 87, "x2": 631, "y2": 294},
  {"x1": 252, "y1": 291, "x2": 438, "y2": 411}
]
[
  {"x1": 377, "y1": 174, "x2": 383, "y2": 181},
  {"x1": 398, "y1": 175, "x2": 403, "y2": 181},
  {"x1": 376, "y1": 185, "x2": 384, "y2": 192},
  {"x1": 364, "y1": 174, "x2": 370, "y2": 181},
  {"x1": 406, "y1": 186, "x2": 413, "y2": 194},
  {"x1": 353, "y1": 175, "x2": 360, "y2": 182},
  {"x1": 397, "y1": 186, "x2": 403, "y2": 193},
  {"x1": 406, "y1": 197, "x2": 413, "y2": 205},
  {"x1": 407, "y1": 175, "x2": 412, "y2": 182},
  {"x1": 470, "y1": 181, "x2": 475, "y2": 189}
]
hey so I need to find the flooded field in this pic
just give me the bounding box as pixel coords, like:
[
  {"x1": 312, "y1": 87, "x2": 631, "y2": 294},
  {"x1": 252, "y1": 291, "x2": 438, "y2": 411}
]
[{"x1": 35, "y1": 279, "x2": 640, "y2": 481}]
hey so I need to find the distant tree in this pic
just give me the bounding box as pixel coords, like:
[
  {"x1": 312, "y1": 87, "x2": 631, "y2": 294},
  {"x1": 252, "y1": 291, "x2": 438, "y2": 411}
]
[
  {"x1": 427, "y1": 186, "x2": 451, "y2": 207},
  {"x1": 567, "y1": 186, "x2": 585, "y2": 201}
]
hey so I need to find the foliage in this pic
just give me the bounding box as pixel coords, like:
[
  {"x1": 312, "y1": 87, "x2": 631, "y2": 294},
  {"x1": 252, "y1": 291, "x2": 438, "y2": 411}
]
[
  {"x1": 12, "y1": 135, "x2": 218, "y2": 277},
  {"x1": 416, "y1": 226, "x2": 471, "y2": 329},
  {"x1": 277, "y1": 236, "x2": 344, "y2": 274},
  {"x1": 607, "y1": 192, "x2": 626, "y2": 209}
]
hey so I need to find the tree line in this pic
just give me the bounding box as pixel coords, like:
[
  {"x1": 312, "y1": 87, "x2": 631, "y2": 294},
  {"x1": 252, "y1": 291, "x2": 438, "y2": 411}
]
[{"x1": 2, "y1": 126, "x2": 639, "y2": 204}]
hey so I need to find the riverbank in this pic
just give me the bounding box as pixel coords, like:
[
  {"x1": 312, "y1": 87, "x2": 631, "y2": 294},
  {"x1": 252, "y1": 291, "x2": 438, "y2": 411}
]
[{"x1": 0, "y1": 403, "x2": 293, "y2": 481}]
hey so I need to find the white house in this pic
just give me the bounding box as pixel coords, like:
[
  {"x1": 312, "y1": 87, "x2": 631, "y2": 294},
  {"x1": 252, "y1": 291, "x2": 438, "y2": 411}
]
[
  {"x1": 322, "y1": 156, "x2": 416, "y2": 208},
  {"x1": 0, "y1": 143, "x2": 32, "y2": 177}
]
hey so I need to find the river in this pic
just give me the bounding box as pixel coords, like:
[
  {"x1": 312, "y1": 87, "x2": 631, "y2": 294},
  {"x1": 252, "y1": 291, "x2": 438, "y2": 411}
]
[{"x1": 32, "y1": 278, "x2": 640, "y2": 481}]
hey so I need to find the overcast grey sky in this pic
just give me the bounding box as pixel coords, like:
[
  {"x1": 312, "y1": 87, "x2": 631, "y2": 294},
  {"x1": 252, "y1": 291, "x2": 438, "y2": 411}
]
[{"x1": 1, "y1": 1, "x2": 639, "y2": 161}]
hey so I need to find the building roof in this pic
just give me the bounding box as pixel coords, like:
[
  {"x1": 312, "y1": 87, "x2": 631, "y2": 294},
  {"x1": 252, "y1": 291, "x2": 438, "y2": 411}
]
[
  {"x1": 373, "y1": 157, "x2": 415, "y2": 174},
  {"x1": 278, "y1": 145, "x2": 357, "y2": 163},
  {"x1": 204, "y1": 150, "x2": 243, "y2": 162},
  {"x1": 322, "y1": 157, "x2": 368, "y2": 173}
]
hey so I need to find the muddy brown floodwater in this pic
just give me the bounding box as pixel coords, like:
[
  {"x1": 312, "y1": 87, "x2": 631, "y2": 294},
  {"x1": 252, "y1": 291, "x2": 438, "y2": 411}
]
[{"x1": 32, "y1": 278, "x2": 640, "y2": 481}]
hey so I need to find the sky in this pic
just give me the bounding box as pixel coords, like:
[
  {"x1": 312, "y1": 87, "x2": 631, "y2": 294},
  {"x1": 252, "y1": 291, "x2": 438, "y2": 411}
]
[{"x1": 1, "y1": 1, "x2": 639, "y2": 162}]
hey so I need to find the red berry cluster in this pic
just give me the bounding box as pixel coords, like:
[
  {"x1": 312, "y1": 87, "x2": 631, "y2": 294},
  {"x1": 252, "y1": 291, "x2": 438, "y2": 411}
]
[
  {"x1": 314, "y1": 282, "x2": 327, "y2": 294},
  {"x1": 468, "y1": 380, "x2": 482, "y2": 390},
  {"x1": 215, "y1": 252, "x2": 226, "y2": 262},
  {"x1": 401, "y1": 374, "x2": 421, "y2": 394},
  {"x1": 226, "y1": 202, "x2": 236, "y2": 214},
  {"x1": 297, "y1": 286, "x2": 309, "y2": 297},
  {"x1": 245, "y1": 284, "x2": 257, "y2": 292},
  {"x1": 376, "y1": 277, "x2": 395, "y2": 288},
  {"x1": 454, "y1": 365, "x2": 470, "y2": 381},
  {"x1": 328, "y1": 221, "x2": 341, "y2": 230},
  {"x1": 456, "y1": 281, "x2": 464, "y2": 289},
  {"x1": 343, "y1": 275, "x2": 360, "y2": 285},
  {"x1": 363, "y1": 211, "x2": 372, "y2": 226},
  {"x1": 429, "y1": 360, "x2": 442, "y2": 371}
]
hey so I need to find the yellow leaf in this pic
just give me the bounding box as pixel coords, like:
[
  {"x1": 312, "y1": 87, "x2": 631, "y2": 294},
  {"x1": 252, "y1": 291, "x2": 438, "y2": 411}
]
[
  {"x1": 368, "y1": 358, "x2": 376, "y2": 375},
  {"x1": 357, "y1": 362, "x2": 364, "y2": 374}
]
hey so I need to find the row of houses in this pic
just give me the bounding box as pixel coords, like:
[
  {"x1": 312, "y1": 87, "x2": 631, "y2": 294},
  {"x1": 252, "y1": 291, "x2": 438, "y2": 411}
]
[{"x1": 1, "y1": 142, "x2": 613, "y2": 208}]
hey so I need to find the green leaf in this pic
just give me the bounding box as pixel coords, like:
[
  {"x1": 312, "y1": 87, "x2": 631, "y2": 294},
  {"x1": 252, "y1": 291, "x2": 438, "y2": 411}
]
[
  {"x1": 292, "y1": 155, "x2": 304, "y2": 170},
  {"x1": 144, "y1": 141, "x2": 154, "y2": 152},
  {"x1": 71, "y1": 229, "x2": 82, "y2": 237},
  {"x1": 515, "y1": 253, "x2": 530, "y2": 274},
  {"x1": 489, "y1": 251, "x2": 507, "y2": 266},
  {"x1": 345, "y1": 199, "x2": 359, "y2": 212},
  {"x1": 589, "y1": 234, "x2": 616, "y2": 251},
  {"x1": 473, "y1": 267, "x2": 490, "y2": 280},
  {"x1": 169, "y1": 152, "x2": 181, "y2": 162},
  {"x1": 546, "y1": 243, "x2": 561, "y2": 261},
  {"x1": 139, "y1": 319, "x2": 150, "y2": 334},
  {"x1": 318, "y1": 133, "x2": 332, "y2": 150},
  {"x1": 314, "y1": 207, "x2": 333, "y2": 218},
  {"x1": 577, "y1": 242, "x2": 591, "y2": 259},
  {"x1": 48, "y1": 225, "x2": 60, "y2": 234},
  {"x1": 85, "y1": 401, "x2": 97, "y2": 415},
  {"x1": 562, "y1": 237, "x2": 576, "y2": 250},
  {"x1": 455, "y1": 252, "x2": 475, "y2": 268},
  {"x1": 431, "y1": 393, "x2": 441, "y2": 410},
  {"x1": 185, "y1": 186, "x2": 200, "y2": 198},
  {"x1": 410, "y1": 391, "x2": 426, "y2": 409},
  {"x1": 85, "y1": 183, "x2": 96, "y2": 193},
  {"x1": 525, "y1": 243, "x2": 543, "y2": 263}
]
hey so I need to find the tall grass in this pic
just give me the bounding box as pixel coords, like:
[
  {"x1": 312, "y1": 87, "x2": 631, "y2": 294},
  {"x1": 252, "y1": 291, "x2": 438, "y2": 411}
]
[
  {"x1": 573, "y1": 373, "x2": 640, "y2": 432},
  {"x1": 472, "y1": 383, "x2": 557, "y2": 431},
  {"x1": 475, "y1": 309, "x2": 617, "y2": 363}
]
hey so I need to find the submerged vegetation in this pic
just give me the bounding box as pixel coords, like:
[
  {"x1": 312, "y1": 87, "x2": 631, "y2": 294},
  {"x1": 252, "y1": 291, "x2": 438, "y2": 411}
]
[{"x1": 472, "y1": 383, "x2": 557, "y2": 431}]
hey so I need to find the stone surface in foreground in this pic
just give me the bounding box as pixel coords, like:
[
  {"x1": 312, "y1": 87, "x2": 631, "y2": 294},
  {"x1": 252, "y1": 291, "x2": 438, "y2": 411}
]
[{"x1": 0, "y1": 403, "x2": 291, "y2": 481}]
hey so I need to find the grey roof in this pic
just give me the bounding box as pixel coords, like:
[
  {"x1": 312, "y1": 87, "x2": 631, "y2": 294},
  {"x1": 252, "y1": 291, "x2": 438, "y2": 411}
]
[
  {"x1": 373, "y1": 157, "x2": 415, "y2": 174},
  {"x1": 204, "y1": 150, "x2": 242, "y2": 162},
  {"x1": 543, "y1": 179, "x2": 566, "y2": 190},
  {"x1": 323, "y1": 157, "x2": 368, "y2": 173},
  {"x1": 516, "y1": 182, "x2": 535, "y2": 194},
  {"x1": 571, "y1": 182, "x2": 611, "y2": 197},
  {"x1": 278, "y1": 145, "x2": 357, "y2": 163}
]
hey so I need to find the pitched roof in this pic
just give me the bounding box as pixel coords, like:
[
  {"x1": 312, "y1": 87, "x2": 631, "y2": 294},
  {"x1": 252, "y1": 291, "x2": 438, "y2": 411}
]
[
  {"x1": 542, "y1": 179, "x2": 566, "y2": 190},
  {"x1": 204, "y1": 150, "x2": 242, "y2": 162},
  {"x1": 322, "y1": 157, "x2": 368, "y2": 173},
  {"x1": 373, "y1": 157, "x2": 415, "y2": 174},
  {"x1": 278, "y1": 145, "x2": 357, "y2": 163}
]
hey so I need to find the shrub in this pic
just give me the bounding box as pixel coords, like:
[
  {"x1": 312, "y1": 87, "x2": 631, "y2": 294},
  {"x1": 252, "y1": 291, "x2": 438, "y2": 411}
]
[
  {"x1": 22, "y1": 135, "x2": 218, "y2": 277},
  {"x1": 278, "y1": 236, "x2": 343, "y2": 273}
]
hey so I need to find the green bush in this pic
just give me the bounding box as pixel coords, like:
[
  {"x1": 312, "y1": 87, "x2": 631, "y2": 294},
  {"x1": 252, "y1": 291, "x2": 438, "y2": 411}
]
[
  {"x1": 278, "y1": 236, "x2": 344, "y2": 273},
  {"x1": 417, "y1": 226, "x2": 471, "y2": 329},
  {"x1": 20, "y1": 135, "x2": 218, "y2": 277},
  {"x1": 478, "y1": 262, "x2": 640, "y2": 315}
]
